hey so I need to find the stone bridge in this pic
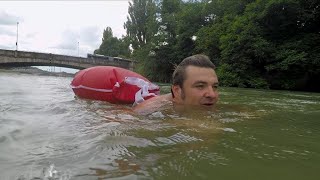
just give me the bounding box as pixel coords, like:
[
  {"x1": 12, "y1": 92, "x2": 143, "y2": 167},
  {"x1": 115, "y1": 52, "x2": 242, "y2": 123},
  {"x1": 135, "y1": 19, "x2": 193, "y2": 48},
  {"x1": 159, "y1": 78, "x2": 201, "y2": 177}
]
[{"x1": 0, "y1": 49, "x2": 135, "y2": 70}]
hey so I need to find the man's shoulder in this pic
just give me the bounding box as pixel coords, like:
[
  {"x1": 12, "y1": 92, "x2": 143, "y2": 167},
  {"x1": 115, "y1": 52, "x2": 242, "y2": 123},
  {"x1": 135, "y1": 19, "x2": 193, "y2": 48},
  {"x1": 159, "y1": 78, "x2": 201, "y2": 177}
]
[{"x1": 133, "y1": 93, "x2": 172, "y2": 115}]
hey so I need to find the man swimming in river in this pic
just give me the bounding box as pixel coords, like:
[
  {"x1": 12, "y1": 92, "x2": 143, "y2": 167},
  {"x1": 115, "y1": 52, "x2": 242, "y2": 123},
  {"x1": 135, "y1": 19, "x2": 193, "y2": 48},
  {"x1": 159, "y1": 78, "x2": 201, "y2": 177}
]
[{"x1": 133, "y1": 54, "x2": 219, "y2": 115}]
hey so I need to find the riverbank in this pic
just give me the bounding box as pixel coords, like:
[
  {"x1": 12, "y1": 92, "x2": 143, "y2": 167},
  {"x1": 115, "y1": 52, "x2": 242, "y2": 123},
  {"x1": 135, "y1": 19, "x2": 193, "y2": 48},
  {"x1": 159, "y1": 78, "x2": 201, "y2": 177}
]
[{"x1": 0, "y1": 67, "x2": 75, "y2": 77}]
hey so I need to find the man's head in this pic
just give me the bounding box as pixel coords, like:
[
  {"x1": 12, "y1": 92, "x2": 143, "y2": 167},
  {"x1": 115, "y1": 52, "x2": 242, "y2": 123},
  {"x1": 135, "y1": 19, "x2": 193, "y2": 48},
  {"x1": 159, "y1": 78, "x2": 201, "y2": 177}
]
[{"x1": 171, "y1": 54, "x2": 219, "y2": 107}]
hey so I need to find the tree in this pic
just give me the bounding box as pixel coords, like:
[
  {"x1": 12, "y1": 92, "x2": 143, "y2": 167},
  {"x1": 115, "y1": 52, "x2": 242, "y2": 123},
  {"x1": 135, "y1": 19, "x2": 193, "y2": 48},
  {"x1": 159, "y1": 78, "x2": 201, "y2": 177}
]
[
  {"x1": 148, "y1": 0, "x2": 182, "y2": 82},
  {"x1": 94, "y1": 27, "x2": 121, "y2": 57},
  {"x1": 95, "y1": 0, "x2": 320, "y2": 91},
  {"x1": 124, "y1": 0, "x2": 158, "y2": 49},
  {"x1": 259, "y1": 0, "x2": 320, "y2": 91}
]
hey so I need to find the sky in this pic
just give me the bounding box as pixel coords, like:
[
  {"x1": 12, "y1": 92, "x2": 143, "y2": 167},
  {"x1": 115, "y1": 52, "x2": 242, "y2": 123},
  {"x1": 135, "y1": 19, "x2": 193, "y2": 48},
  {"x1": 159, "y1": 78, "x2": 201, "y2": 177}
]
[{"x1": 0, "y1": 0, "x2": 130, "y2": 57}]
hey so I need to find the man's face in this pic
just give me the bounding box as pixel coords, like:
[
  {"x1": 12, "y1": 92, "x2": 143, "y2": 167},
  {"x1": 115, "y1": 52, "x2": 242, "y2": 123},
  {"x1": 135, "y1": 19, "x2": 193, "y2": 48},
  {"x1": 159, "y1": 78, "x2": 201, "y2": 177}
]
[{"x1": 172, "y1": 66, "x2": 219, "y2": 107}]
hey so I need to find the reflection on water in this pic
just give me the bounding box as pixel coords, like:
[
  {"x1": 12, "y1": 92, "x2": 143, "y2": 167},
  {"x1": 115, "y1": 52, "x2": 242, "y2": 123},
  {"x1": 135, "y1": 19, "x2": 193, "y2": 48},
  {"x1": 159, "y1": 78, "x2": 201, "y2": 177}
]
[{"x1": 0, "y1": 71, "x2": 319, "y2": 180}]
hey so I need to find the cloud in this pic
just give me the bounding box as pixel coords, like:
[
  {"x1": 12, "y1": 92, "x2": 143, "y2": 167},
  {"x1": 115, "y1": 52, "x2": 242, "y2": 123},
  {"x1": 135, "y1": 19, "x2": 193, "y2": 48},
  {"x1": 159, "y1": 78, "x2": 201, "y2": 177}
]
[
  {"x1": 0, "y1": 10, "x2": 21, "y2": 26},
  {"x1": 50, "y1": 30, "x2": 78, "y2": 50},
  {"x1": 49, "y1": 26, "x2": 102, "y2": 56},
  {"x1": 0, "y1": 26, "x2": 16, "y2": 36},
  {"x1": 0, "y1": 32, "x2": 16, "y2": 50},
  {"x1": 0, "y1": 1, "x2": 128, "y2": 57},
  {"x1": 25, "y1": 32, "x2": 37, "y2": 39},
  {"x1": 0, "y1": 44, "x2": 12, "y2": 49},
  {"x1": 80, "y1": 26, "x2": 100, "y2": 47}
]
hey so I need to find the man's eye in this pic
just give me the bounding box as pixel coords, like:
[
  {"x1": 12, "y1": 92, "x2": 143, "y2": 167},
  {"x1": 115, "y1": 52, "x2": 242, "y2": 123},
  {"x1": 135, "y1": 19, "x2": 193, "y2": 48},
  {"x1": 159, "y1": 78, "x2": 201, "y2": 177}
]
[
  {"x1": 196, "y1": 85, "x2": 205, "y2": 89},
  {"x1": 213, "y1": 85, "x2": 219, "y2": 89}
]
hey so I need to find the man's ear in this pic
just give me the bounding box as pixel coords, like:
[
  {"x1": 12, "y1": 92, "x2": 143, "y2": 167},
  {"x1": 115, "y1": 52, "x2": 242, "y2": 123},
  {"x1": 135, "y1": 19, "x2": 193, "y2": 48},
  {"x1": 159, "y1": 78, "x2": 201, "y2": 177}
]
[{"x1": 171, "y1": 85, "x2": 181, "y2": 99}]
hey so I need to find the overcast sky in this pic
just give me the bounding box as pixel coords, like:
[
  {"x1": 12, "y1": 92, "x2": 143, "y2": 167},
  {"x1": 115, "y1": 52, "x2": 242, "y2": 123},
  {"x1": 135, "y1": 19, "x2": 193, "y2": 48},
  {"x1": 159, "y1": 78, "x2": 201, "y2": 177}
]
[{"x1": 0, "y1": 1, "x2": 129, "y2": 57}]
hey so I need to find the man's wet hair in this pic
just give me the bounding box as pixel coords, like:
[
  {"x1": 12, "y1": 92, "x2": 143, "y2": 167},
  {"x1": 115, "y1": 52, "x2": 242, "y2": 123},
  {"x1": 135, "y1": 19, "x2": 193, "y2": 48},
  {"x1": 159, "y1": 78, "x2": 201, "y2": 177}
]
[{"x1": 171, "y1": 54, "x2": 216, "y2": 97}]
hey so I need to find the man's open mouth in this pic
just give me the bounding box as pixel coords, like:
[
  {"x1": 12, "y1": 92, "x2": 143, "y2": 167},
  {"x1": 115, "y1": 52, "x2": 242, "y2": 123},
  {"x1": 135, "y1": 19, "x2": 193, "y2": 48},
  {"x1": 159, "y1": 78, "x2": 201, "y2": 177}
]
[{"x1": 202, "y1": 103, "x2": 214, "y2": 106}]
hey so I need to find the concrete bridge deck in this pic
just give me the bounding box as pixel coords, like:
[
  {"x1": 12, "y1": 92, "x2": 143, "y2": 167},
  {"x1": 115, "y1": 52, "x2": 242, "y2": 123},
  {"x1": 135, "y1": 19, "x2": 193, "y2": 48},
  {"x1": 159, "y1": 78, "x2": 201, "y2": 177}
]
[{"x1": 0, "y1": 49, "x2": 134, "y2": 70}]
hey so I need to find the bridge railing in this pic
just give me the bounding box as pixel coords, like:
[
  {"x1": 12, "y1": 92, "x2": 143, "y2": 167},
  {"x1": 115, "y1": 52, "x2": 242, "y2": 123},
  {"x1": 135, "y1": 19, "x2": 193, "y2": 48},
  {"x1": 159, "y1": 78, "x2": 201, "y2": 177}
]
[{"x1": 0, "y1": 49, "x2": 135, "y2": 70}]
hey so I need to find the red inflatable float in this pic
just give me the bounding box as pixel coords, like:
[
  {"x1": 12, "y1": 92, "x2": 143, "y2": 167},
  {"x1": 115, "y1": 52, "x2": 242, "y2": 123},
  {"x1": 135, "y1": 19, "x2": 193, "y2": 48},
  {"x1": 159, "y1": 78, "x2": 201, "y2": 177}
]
[{"x1": 71, "y1": 66, "x2": 160, "y2": 104}]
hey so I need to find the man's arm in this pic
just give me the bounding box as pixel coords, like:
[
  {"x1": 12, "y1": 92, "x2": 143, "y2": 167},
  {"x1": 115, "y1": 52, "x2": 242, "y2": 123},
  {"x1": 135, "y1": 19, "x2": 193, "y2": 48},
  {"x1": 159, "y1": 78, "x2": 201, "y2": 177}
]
[{"x1": 132, "y1": 93, "x2": 172, "y2": 115}]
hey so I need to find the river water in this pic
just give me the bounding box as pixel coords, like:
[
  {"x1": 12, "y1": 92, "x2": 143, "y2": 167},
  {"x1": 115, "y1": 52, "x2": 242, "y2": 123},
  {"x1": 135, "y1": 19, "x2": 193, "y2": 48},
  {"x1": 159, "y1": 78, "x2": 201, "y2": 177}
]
[{"x1": 0, "y1": 70, "x2": 319, "y2": 180}]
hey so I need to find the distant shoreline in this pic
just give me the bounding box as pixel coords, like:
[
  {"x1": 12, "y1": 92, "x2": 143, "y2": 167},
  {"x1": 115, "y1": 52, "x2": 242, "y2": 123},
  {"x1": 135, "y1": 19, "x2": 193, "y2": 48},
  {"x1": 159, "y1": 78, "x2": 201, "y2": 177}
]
[{"x1": 0, "y1": 67, "x2": 76, "y2": 77}]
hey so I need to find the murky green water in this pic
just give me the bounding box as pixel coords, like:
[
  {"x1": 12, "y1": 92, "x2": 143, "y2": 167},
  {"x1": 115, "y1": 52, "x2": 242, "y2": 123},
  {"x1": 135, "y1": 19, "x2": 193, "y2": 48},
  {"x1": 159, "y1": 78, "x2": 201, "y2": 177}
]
[{"x1": 0, "y1": 70, "x2": 319, "y2": 180}]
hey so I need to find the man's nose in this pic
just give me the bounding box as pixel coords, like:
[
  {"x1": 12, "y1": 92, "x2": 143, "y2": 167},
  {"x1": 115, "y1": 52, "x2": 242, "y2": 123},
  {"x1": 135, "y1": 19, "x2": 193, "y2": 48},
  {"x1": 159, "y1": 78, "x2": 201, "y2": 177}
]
[{"x1": 205, "y1": 86, "x2": 218, "y2": 98}]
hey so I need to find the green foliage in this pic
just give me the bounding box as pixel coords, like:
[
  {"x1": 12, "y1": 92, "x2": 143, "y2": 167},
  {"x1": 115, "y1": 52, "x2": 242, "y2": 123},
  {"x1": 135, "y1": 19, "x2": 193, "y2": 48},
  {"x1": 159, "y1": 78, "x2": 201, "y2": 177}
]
[
  {"x1": 124, "y1": 0, "x2": 158, "y2": 49},
  {"x1": 217, "y1": 63, "x2": 269, "y2": 89},
  {"x1": 94, "y1": 29, "x2": 118, "y2": 56},
  {"x1": 131, "y1": 46, "x2": 152, "y2": 74},
  {"x1": 95, "y1": 0, "x2": 320, "y2": 92},
  {"x1": 216, "y1": 63, "x2": 242, "y2": 87},
  {"x1": 267, "y1": 49, "x2": 307, "y2": 71},
  {"x1": 258, "y1": 0, "x2": 300, "y2": 42},
  {"x1": 94, "y1": 27, "x2": 130, "y2": 57},
  {"x1": 266, "y1": 32, "x2": 320, "y2": 90},
  {"x1": 247, "y1": 76, "x2": 270, "y2": 89}
]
